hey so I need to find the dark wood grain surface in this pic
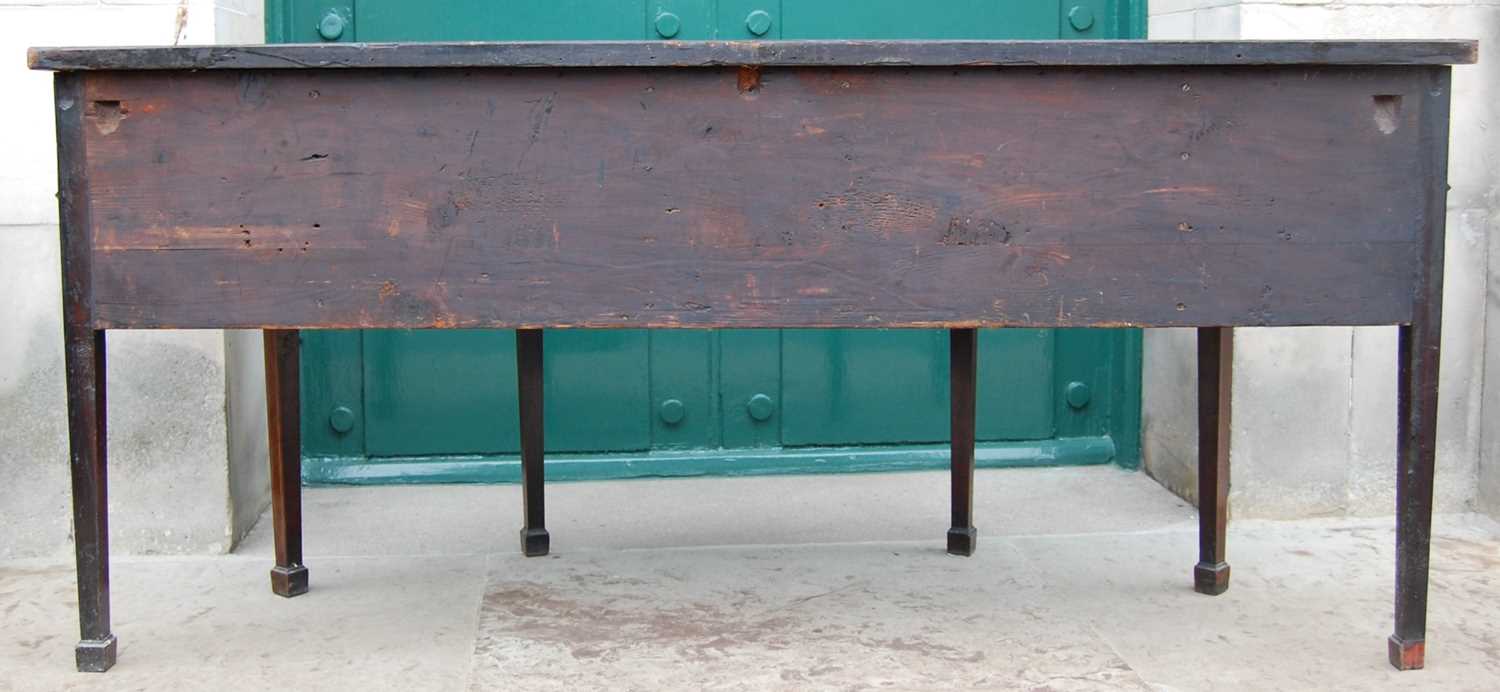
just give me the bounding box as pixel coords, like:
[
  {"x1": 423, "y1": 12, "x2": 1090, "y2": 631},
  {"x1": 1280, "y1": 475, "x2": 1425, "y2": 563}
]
[
  {"x1": 1390, "y1": 67, "x2": 1452, "y2": 671},
  {"x1": 264, "y1": 329, "x2": 308, "y2": 598},
  {"x1": 56, "y1": 71, "x2": 118, "y2": 673},
  {"x1": 45, "y1": 42, "x2": 1465, "y2": 673},
  {"x1": 30, "y1": 40, "x2": 1477, "y2": 71},
  {"x1": 73, "y1": 64, "x2": 1436, "y2": 329}
]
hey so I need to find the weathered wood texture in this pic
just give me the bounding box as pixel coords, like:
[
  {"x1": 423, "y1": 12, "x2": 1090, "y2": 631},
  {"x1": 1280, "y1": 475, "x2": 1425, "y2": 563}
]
[
  {"x1": 1389, "y1": 68, "x2": 1451, "y2": 671},
  {"x1": 74, "y1": 64, "x2": 1439, "y2": 330},
  {"x1": 1194, "y1": 326, "x2": 1232, "y2": 596},
  {"x1": 57, "y1": 70, "x2": 118, "y2": 673},
  {"x1": 516, "y1": 328, "x2": 550, "y2": 558},
  {"x1": 947, "y1": 327, "x2": 978, "y2": 557},
  {"x1": 28, "y1": 40, "x2": 1478, "y2": 71},
  {"x1": 264, "y1": 329, "x2": 309, "y2": 598}
]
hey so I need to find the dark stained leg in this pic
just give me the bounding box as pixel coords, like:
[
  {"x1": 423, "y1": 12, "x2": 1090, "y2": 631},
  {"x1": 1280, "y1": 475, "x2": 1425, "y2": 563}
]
[
  {"x1": 1390, "y1": 69, "x2": 1449, "y2": 671},
  {"x1": 947, "y1": 327, "x2": 978, "y2": 556},
  {"x1": 1194, "y1": 327, "x2": 1232, "y2": 596},
  {"x1": 265, "y1": 329, "x2": 309, "y2": 597},
  {"x1": 1389, "y1": 320, "x2": 1440, "y2": 670},
  {"x1": 517, "y1": 328, "x2": 550, "y2": 557},
  {"x1": 66, "y1": 329, "x2": 116, "y2": 672},
  {"x1": 57, "y1": 70, "x2": 115, "y2": 673}
]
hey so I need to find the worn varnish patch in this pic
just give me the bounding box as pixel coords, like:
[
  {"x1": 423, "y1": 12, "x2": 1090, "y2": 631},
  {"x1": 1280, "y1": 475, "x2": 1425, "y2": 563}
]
[{"x1": 76, "y1": 65, "x2": 1431, "y2": 329}]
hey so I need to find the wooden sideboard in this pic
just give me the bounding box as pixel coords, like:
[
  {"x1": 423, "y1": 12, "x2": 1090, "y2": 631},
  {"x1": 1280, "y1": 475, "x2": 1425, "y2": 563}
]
[{"x1": 29, "y1": 39, "x2": 1475, "y2": 673}]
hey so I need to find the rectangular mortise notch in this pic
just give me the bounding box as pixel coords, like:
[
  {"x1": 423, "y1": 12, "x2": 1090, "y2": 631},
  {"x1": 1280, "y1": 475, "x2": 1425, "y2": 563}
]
[{"x1": 1373, "y1": 94, "x2": 1402, "y2": 134}]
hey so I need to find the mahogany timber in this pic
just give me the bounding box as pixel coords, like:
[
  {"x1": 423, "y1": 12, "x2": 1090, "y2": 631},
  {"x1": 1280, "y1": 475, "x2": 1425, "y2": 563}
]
[
  {"x1": 28, "y1": 40, "x2": 1478, "y2": 71},
  {"x1": 1194, "y1": 327, "x2": 1232, "y2": 596},
  {"x1": 265, "y1": 329, "x2": 309, "y2": 597},
  {"x1": 61, "y1": 64, "x2": 1449, "y2": 330},
  {"x1": 516, "y1": 328, "x2": 550, "y2": 557},
  {"x1": 947, "y1": 327, "x2": 978, "y2": 556},
  {"x1": 34, "y1": 40, "x2": 1472, "y2": 673}
]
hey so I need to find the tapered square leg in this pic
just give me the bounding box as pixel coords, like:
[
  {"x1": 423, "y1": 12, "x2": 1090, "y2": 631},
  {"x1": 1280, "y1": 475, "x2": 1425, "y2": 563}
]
[
  {"x1": 265, "y1": 330, "x2": 309, "y2": 597},
  {"x1": 1195, "y1": 327, "x2": 1232, "y2": 596},
  {"x1": 65, "y1": 329, "x2": 115, "y2": 672},
  {"x1": 517, "y1": 329, "x2": 549, "y2": 557},
  {"x1": 1388, "y1": 71, "x2": 1448, "y2": 670},
  {"x1": 948, "y1": 328, "x2": 978, "y2": 557},
  {"x1": 58, "y1": 71, "x2": 117, "y2": 672},
  {"x1": 1392, "y1": 320, "x2": 1440, "y2": 670}
]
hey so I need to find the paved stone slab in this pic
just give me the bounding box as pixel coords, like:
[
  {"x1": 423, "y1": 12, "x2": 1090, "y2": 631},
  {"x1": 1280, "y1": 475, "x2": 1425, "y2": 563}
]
[
  {"x1": 1010, "y1": 516, "x2": 1500, "y2": 691},
  {"x1": 235, "y1": 466, "x2": 1196, "y2": 558},
  {"x1": 0, "y1": 555, "x2": 487, "y2": 691},
  {"x1": 471, "y1": 543, "x2": 1150, "y2": 691},
  {"x1": 3, "y1": 468, "x2": 1498, "y2": 690}
]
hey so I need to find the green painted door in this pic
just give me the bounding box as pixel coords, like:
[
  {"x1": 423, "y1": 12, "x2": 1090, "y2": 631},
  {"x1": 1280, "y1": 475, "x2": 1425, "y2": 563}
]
[{"x1": 267, "y1": 0, "x2": 1146, "y2": 484}]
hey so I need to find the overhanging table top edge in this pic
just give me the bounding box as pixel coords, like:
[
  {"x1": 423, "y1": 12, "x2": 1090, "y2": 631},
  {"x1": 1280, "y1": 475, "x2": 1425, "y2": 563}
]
[
  {"x1": 83, "y1": 320, "x2": 1420, "y2": 331},
  {"x1": 28, "y1": 39, "x2": 1477, "y2": 72}
]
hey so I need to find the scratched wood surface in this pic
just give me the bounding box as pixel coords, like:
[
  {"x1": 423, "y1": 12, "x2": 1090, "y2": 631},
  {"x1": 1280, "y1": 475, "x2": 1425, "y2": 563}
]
[
  {"x1": 30, "y1": 40, "x2": 1477, "y2": 71},
  {"x1": 72, "y1": 64, "x2": 1440, "y2": 329}
]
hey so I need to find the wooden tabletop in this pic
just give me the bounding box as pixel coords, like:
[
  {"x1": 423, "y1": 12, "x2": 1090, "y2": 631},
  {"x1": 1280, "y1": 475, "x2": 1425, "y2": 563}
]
[{"x1": 29, "y1": 40, "x2": 1477, "y2": 71}]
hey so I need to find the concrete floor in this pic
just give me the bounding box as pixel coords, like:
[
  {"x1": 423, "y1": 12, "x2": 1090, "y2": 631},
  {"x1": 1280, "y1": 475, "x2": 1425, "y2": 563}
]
[{"x1": 3, "y1": 466, "x2": 1500, "y2": 691}]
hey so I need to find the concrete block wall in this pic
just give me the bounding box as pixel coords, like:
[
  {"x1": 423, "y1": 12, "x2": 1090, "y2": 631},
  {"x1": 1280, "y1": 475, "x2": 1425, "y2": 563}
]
[
  {"x1": 0, "y1": 0, "x2": 266, "y2": 559},
  {"x1": 1145, "y1": 0, "x2": 1500, "y2": 517}
]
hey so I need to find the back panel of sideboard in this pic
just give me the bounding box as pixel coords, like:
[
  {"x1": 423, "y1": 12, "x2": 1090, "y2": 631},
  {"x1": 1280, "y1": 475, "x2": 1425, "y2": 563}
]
[{"x1": 69, "y1": 65, "x2": 1440, "y2": 329}]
